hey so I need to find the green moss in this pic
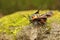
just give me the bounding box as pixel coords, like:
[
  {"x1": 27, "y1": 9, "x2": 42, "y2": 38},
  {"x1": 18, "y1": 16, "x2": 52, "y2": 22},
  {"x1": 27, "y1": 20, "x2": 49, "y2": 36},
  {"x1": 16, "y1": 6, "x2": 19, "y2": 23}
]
[{"x1": 0, "y1": 10, "x2": 60, "y2": 40}]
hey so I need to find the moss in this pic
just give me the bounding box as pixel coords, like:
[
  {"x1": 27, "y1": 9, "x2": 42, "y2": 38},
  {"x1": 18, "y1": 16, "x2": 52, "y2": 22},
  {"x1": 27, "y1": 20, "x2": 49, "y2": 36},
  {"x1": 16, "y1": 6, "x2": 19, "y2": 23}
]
[{"x1": 0, "y1": 10, "x2": 60, "y2": 40}]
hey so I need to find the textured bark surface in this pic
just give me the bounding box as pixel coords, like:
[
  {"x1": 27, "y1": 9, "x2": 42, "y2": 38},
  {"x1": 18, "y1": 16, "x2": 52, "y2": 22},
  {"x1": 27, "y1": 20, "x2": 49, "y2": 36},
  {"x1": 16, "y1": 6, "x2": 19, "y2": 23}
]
[{"x1": 16, "y1": 22, "x2": 60, "y2": 40}]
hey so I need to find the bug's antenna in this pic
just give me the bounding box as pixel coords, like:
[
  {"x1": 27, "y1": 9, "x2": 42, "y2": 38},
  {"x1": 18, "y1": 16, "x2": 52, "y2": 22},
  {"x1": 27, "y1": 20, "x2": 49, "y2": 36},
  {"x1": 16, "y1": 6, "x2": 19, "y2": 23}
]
[{"x1": 35, "y1": 9, "x2": 40, "y2": 14}]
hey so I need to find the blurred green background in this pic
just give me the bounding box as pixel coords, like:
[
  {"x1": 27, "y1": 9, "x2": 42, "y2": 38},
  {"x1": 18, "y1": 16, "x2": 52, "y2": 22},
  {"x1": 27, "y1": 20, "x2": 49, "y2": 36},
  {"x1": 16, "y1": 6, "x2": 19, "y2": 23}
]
[{"x1": 0, "y1": 0, "x2": 60, "y2": 15}]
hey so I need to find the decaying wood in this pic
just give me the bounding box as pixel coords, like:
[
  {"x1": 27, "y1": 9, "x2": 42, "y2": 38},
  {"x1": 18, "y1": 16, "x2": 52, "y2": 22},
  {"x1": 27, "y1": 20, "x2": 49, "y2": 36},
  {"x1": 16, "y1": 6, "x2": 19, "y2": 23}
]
[
  {"x1": 16, "y1": 24, "x2": 49, "y2": 40},
  {"x1": 16, "y1": 11, "x2": 53, "y2": 40}
]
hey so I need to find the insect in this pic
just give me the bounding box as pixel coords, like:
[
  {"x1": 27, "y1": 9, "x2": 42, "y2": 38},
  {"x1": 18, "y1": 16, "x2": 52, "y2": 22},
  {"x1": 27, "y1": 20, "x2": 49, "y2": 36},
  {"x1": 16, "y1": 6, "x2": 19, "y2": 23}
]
[{"x1": 29, "y1": 10, "x2": 53, "y2": 26}]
